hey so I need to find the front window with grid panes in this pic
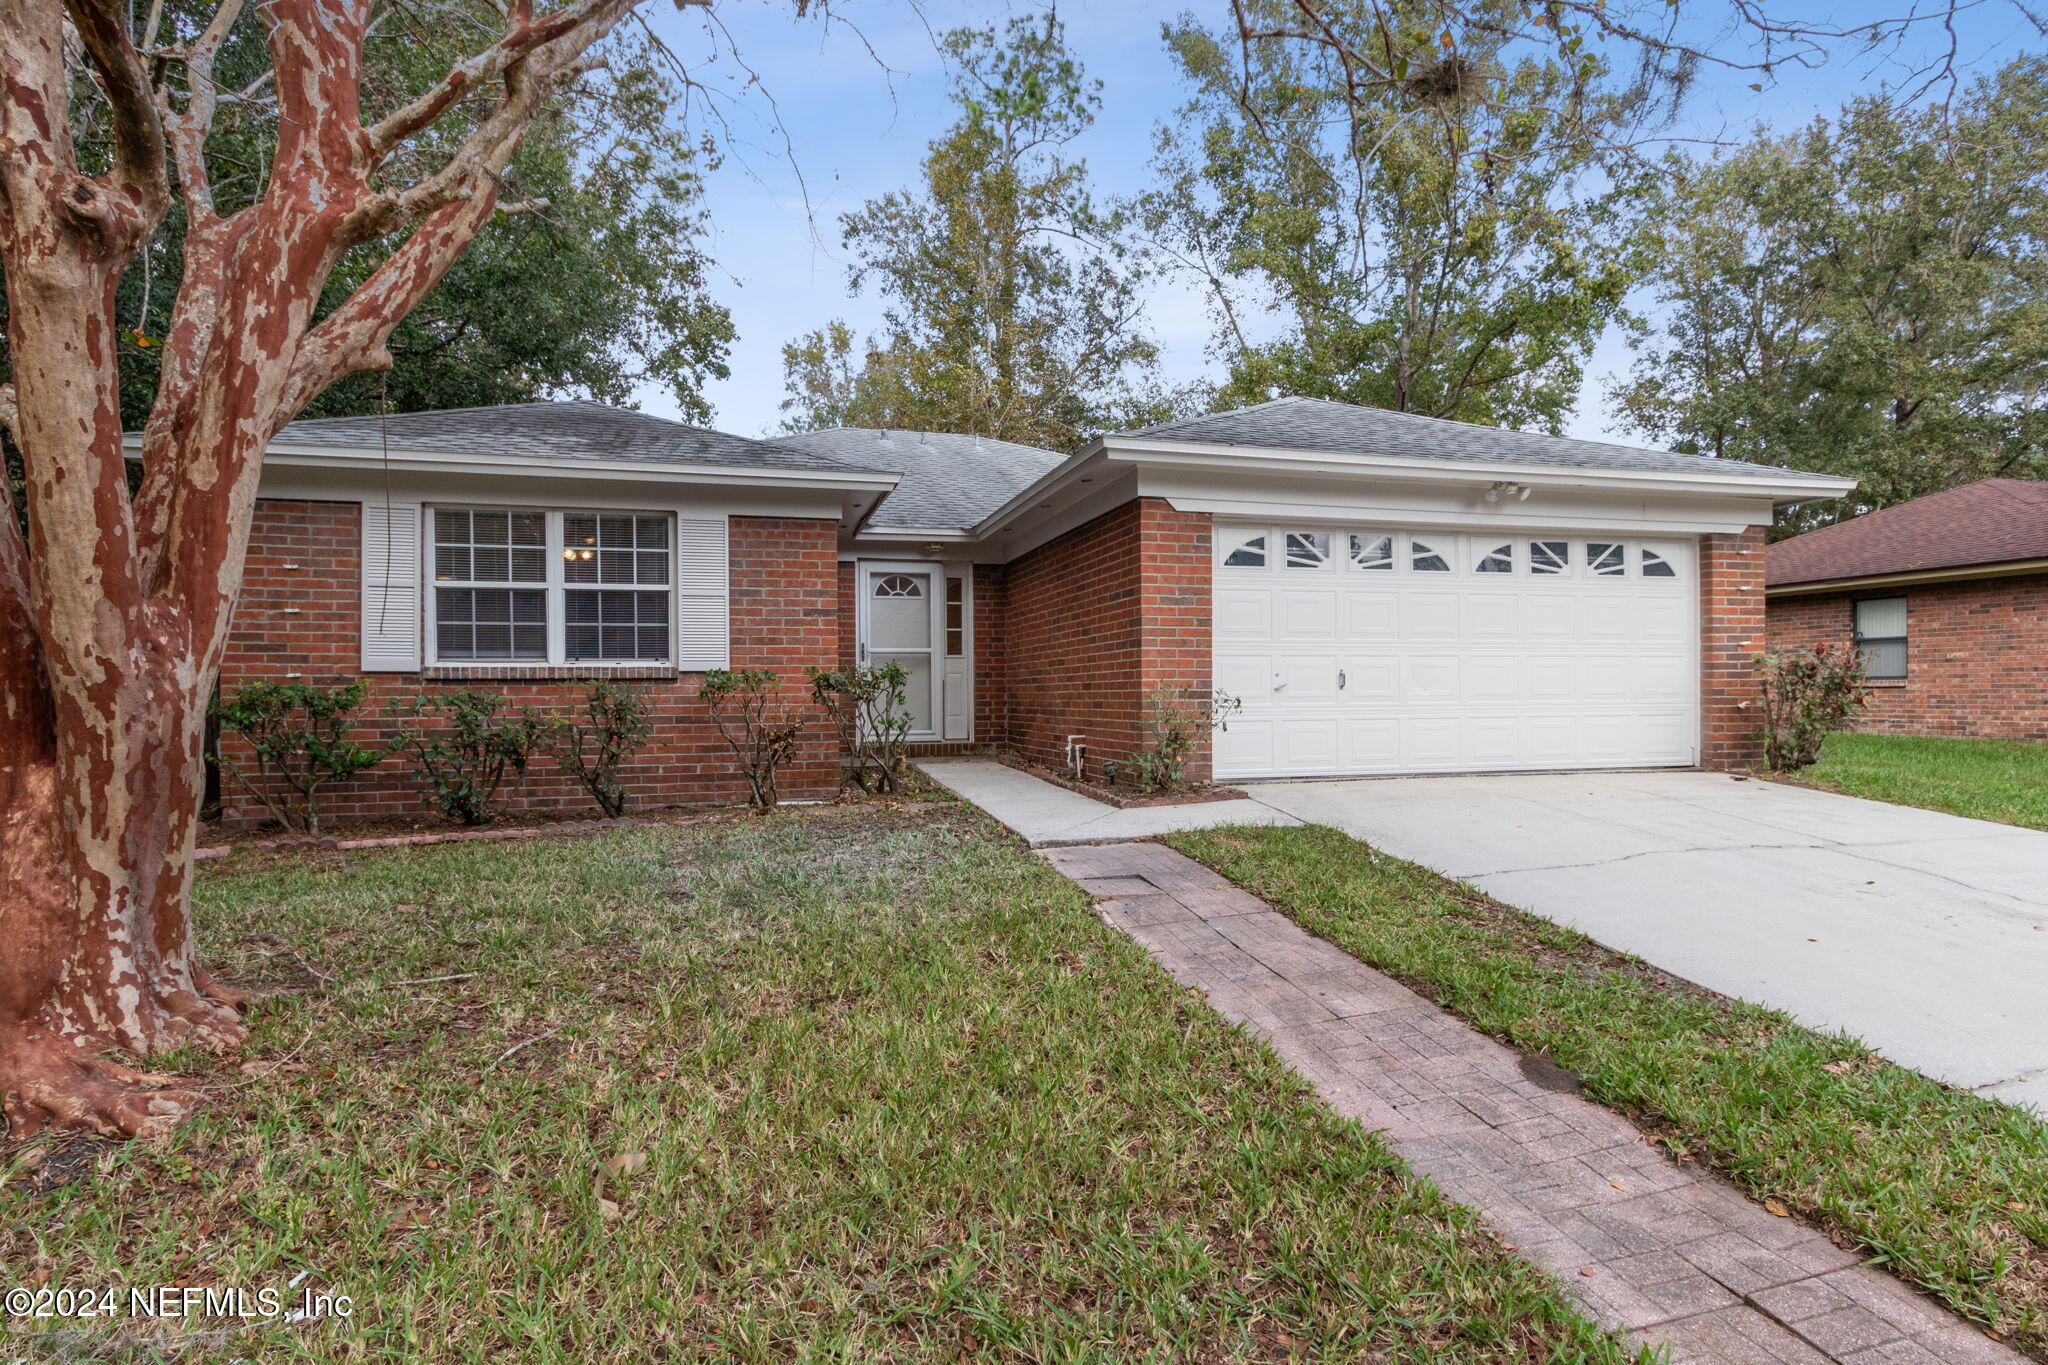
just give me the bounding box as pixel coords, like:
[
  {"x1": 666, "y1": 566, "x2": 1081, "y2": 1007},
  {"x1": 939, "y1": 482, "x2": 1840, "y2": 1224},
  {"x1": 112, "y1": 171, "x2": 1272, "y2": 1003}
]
[{"x1": 431, "y1": 508, "x2": 673, "y2": 664}]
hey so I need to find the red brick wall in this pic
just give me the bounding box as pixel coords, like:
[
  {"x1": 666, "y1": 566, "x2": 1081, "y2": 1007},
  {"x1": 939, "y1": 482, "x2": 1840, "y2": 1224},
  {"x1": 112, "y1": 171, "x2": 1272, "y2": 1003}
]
[
  {"x1": 215, "y1": 500, "x2": 841, "y2": 826},
  {"x1": 835, "y1": 560, "x2": 857, "y2": 671},
  {"x1": 1767, "y1": 574, "x2": 2048, "y2": 740},
  {"x1": 1000, "y1": 499, "x2": 1213, "y2": 784},
  {"x1": 1699, "y1": 528, "x2": 1769, "y2": 770},
  {"x1": 972, "y1": 562, "x2": 1007, "y2": 745}
]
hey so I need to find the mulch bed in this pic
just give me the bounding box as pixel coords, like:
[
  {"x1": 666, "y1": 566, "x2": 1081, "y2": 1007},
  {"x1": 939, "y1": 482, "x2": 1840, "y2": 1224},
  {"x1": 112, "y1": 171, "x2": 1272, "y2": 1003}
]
[{"x1": 996, "y1": 754, "x2": 1249, "y2": 808}]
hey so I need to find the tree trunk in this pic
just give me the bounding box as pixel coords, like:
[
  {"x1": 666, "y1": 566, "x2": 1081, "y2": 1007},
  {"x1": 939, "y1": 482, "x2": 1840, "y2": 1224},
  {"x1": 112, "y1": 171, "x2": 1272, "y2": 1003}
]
[
  {"x1": 0, "y1": 0, "x2": 638, "y2": 1140},
  {"x1": 0, "y1": 495, "x2": 243, "y2": 1136}
]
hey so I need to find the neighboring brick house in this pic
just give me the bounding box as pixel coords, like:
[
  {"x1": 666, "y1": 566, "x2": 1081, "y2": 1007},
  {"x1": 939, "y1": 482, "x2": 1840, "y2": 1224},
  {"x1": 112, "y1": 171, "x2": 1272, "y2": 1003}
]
[
  {"x1": 1766, "y1": 479, "x2": 2048, "y2": 740},
  {"x1": 205, "y1": 397, "x2": 1849, "y2": 825}
]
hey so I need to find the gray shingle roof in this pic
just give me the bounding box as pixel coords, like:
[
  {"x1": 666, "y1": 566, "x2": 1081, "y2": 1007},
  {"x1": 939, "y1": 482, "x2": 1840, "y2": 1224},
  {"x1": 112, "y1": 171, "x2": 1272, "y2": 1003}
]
[
  {"x1": 1124, "y1": 396, "x2": 1816, "y2": 480},
  {"x1": 775, "y1": 428, "x2": 1066, "y2": 531},
  {"x1": 270, "y1": 400, "x2": 881, "y2": 476}
]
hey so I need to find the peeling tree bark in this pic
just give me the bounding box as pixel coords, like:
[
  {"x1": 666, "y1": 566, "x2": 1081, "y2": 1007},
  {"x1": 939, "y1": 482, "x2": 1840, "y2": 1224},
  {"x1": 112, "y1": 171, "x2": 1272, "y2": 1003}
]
[{"x1": 0, "y1": 0, "x2": 642, "y2": 1138}]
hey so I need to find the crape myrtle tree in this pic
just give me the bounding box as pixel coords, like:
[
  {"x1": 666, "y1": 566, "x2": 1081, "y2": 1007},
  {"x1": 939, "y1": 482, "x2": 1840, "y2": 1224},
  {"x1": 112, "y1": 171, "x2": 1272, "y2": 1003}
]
[{"x1": 0, "y1": 0, "x2": 658, "y2": 1139}]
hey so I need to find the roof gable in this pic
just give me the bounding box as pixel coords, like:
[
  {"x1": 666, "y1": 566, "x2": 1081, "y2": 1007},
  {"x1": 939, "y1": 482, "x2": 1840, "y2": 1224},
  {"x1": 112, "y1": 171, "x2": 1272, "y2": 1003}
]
[{"x1": 1767, "y1": 478, "x2": 2048, "y2": 587}]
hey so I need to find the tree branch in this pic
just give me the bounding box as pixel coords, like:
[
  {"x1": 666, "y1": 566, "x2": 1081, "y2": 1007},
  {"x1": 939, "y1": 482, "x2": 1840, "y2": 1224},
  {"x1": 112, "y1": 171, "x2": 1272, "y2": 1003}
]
[
  {"x1": 65, "y1": 0, "x2": 171, "y2": 225},
  {"x1": 365, "y1": 0, "x2": 618, "y2": 158},
  {"x1": 155, "y1": 0, "x2": 249, "y2": 222}
]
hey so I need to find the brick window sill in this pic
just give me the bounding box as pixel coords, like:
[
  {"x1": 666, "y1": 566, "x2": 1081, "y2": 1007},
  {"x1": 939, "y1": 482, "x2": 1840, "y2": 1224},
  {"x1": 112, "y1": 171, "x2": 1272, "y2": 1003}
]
[
  {"x1": 418, "y1": 664, "x2": 681, "y2": 682},
  {"x1": 1864, "y1": 678, "x2": 1908, "y2": 689}
]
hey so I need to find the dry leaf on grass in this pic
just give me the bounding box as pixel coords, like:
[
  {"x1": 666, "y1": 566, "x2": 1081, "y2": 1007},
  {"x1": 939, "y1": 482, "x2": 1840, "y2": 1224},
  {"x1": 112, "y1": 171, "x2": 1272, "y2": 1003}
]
[
  {"x1": 603, "y1": 1152, "x2": 649, "y2": 1178},
  {"x1": 1765, "y1": 1199, "x2": 1792, "y2": 1217}
]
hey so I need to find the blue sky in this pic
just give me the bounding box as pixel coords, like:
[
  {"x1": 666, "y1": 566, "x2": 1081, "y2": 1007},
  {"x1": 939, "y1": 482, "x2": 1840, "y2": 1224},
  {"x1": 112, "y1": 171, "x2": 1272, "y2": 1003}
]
[{"x1": 632, "y1": 0, "x2": 2039, "y2": 443}]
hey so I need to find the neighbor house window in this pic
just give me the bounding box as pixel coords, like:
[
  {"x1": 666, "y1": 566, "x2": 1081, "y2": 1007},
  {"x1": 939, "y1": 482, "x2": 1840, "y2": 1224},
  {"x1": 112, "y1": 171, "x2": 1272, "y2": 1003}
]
[
  {"x1": 432, "y1": 507, "x2": 674, "y2": 665},
  {"x1": 1853, "y1": 596, "x2": 1908, "y2": 680}
]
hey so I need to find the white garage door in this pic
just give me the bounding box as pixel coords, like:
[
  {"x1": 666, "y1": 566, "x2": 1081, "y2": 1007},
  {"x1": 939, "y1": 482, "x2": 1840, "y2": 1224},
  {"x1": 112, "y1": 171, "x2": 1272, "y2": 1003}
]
[{"x1": 1212, "y1": 525, "x2": 1698, "y2": 780}]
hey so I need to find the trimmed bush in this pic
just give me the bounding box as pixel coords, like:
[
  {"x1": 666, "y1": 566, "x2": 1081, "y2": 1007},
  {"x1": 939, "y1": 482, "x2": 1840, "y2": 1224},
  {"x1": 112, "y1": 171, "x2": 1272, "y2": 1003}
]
[
  {"x1": 212, "y1": 680, "x2": 395, "y2": 833},
  {"x1": 1755, "y1": 643, "x2": 1867, "y2": 772},
  {"x1": 700, "y1": 669, "x2": 806, "y2": 808},
  {"x1": 809, "y1": 662, "x2": 912, "y2": 794},
  {"x1": 399, "y1": 691, "x2": 546, "y2": 825},
  {"x1": 545, "y1": 681, "x2": 655, "y2": 819}
]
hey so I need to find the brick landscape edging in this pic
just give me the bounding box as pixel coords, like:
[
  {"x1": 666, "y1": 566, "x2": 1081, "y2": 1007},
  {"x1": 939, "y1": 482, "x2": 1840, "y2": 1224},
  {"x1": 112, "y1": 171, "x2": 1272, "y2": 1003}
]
[{"x1": 193, "y1": 817, "x2": 642, "y2": 862}]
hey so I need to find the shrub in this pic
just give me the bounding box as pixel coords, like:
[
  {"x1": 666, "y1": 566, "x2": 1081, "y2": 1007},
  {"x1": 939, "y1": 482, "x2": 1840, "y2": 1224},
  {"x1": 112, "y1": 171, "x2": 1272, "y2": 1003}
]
[
  {"x1": 808, "y1": 662, "x2": 912, "y2": 794},
  {"x1": 399, "y1": 691, "x2": 546, "y2": 825},
  {"x1": 1107, "y1": 687, "x2": 1244, "y2": 795},
  {"x1": 212, "y1": 680, "x2": 395, "y2": 833},
  {"x1": 699, "y1": 669, "x2": 807, "y2": 808},
  {"x1": 1755, "y1": 643, "x2": 1867, "y2": 772},
  {"x1": 544, "y1": 681, "x2": 655, "y2": 818}
]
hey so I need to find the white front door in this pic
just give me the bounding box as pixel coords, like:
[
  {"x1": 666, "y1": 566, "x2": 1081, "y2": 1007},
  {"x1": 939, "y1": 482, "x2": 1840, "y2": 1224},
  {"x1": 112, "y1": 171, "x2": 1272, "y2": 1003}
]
[
  {"x1": 860, "y1": 563, "x2": 943, "y2": 740},
  {"x1": 1212, "y1": 524, "x2": 1700, "y2": 780}
]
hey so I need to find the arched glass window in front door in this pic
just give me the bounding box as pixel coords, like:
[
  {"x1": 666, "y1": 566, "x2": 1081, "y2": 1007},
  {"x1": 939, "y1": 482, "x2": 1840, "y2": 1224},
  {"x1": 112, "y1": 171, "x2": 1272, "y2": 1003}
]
[{"x1": 874, "y1": 574, "x2": 924, "y2": 598}]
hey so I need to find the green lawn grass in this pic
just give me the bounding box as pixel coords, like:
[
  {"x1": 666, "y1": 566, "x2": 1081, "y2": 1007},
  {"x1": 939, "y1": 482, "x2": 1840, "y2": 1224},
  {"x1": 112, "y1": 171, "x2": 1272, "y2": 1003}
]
[
  {"x1": 1166, "y1": 823, "x2": 2048, "y2": 1358},
  {"x1": 1799, "y1": 731, "x2": 2048, "y2": 831},
  {"x1": 2, "y1": 805, "x2": 1640, "y2": 1363}
]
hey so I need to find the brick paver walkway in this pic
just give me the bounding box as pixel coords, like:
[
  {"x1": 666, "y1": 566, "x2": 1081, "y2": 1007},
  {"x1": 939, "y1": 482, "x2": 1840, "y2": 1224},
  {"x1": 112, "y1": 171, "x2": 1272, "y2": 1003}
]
[{"x1": 1044, "y1": 842, "x2": 2022, "y2": 1365}]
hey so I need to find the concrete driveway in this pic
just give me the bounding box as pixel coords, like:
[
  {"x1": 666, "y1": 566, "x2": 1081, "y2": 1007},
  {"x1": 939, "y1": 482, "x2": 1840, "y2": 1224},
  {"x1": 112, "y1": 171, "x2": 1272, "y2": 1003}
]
[{"x1": 1244, "y1": 770, "x2": 2048, "y2": 1112}]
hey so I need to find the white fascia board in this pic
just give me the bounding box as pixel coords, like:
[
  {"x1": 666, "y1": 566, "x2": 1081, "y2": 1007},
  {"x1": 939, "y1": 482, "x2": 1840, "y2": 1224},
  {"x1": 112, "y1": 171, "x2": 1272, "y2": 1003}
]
[
  {"x1": 167, "y1": 436, "x2": 903, "y2": 495},
  {"x1": 1146, "y1": 468, "x2": 1779, "y2": 535},
  {"x1": 257, "y1": 463, "x2": 851, "y2": 521},
  {"x1": 853, "y1": 526, "x2": 979, "y2": 542},
  {"x1": 1099, "y1": 436, "x2": 1857, "y2": 505}
]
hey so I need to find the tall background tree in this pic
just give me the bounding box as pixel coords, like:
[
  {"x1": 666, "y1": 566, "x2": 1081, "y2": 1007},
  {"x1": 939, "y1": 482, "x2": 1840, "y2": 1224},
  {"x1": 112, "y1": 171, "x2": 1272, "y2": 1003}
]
[
  {"x1": 5, "y1": 7, "x2": 734, "y2": 429},
  {"x1": 1614, "y1": 57, "x2": 2048, "y2": 533},
  {"x1": 778, "y1": 12, "x2": 1176, "y2": 453},
  {"x1": 1149, "y1": 0, "x2": 1652, "y2": 430},
  {"x1": 0, "y1": 0, "x2": 653, "y2": 1138}
]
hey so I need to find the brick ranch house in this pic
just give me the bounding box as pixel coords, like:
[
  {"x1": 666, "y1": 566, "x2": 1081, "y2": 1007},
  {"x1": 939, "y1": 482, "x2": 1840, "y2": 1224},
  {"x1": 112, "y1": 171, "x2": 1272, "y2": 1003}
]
[
  {"x1": 205, "y1": 396, "x2": 1851, "y2": 823},
  {"x1": 1766, "y1": 478, "x2": 2048, "y2": 740}
]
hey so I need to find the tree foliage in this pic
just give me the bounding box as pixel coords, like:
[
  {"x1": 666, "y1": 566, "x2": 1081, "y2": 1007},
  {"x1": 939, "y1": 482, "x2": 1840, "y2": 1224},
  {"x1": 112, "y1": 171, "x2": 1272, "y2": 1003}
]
[
  {"x1": 1150, "y1": 0, "x2": 1650, "y2": 430},
  {"x1": 1616, "y1": 58, "x2": 2048, "y2": 533},
  {"x1": 13, "y1": 5, "x2": 734, "y2": 429},
  {"x1": 779, "y1": 12, "x2": 1176, "y2": 452}
]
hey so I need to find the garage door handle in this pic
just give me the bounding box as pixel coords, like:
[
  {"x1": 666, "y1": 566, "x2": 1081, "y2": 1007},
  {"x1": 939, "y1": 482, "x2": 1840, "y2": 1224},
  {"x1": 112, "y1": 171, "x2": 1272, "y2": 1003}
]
[{"x1": 1338, "y1": 669, "x2": 1347, "y2": 690}]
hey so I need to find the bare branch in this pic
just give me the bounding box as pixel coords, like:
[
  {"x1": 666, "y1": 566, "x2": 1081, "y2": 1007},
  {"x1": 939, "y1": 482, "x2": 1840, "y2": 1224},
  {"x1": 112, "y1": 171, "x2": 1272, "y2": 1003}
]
[
  {"x1": 365, "y1": 0, "x2": 619, "y2": 158},
  {"x1": 154, "y1": 0, "x2": 249, "y2": 221}
]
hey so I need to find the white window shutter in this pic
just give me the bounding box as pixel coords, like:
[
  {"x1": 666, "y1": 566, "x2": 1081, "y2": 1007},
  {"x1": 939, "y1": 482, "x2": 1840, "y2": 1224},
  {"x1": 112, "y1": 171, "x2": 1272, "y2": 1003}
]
[
  {"x1": 360, "y1": 501, "x2": 423, "y2": 672},
  {"x1": 673, "y1": 515, "x2": 729, "y2": 671}
]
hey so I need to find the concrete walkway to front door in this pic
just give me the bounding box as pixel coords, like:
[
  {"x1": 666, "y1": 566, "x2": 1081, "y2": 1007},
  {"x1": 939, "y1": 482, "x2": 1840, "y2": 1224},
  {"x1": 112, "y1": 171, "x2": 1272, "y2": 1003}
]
[
  {"x1": 914, "y1": 758, "x2": 1299, "y2": 845},
  {"x1": 1046, "y1": 841, "x2": 2020, "y2": 1364},
  {"x1": 1242, "y1": 771, "x2": 2048, "y2": 1114}
]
